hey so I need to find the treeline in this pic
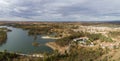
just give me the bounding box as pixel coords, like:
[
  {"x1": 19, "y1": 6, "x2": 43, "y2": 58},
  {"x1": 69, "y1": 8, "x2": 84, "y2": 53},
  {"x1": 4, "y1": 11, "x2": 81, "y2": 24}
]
[
  {"x1": 0, "y1": 47, "x2": 106, "y2": 61},
  {"x1": 0, "y1": 50, "x2": 19, "y2": 61},
  {"x1": 11, "y1": 24, "x2": 61, "y2": 35},
  {"x1": 10, "y1": 24, "x2": 76, "y2": 38},
  {"x1": 10, "y1": 24, "x2": 53, "y2": 35}
]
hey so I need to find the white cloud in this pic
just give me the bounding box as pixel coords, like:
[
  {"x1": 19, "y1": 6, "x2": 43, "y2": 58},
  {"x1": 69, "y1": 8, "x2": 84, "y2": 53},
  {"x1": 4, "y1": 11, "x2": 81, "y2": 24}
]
[
  {"x1": 13, "y1": 7, "x2": 29, "y2": 13},
  {"x1": 0, "y1": 0, "x2": 120, "y2": 21}
]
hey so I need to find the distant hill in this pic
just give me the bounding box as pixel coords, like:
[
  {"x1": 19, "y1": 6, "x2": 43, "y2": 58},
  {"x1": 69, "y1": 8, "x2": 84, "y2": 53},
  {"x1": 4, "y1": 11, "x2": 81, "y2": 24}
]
[{"x1": 0, "y1": 20, "x2": 120, "y2": 24}]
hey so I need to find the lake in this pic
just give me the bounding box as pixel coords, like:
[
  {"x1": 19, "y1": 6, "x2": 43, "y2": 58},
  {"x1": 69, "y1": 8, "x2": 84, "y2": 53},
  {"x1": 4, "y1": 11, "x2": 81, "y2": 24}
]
[{"x1": 0, "y1": 26, "x2": 54, "y2": 54}]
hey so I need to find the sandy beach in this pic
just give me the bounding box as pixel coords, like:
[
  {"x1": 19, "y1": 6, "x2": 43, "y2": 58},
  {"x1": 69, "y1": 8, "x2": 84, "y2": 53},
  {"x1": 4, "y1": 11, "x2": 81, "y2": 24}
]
[{"x1": 41, "y1": 36, "x2": 60, "y2": 39}]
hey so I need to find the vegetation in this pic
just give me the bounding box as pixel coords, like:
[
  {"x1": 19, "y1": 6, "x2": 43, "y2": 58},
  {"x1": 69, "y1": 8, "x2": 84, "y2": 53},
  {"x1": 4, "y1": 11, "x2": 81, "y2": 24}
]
[
  {"x1": 66, "y1": 47, "x2": 105, "y2": 61},
  {"x1": 0, "y1": 47, "x2": 106, "y2": 61},
  {"x1": 108, "y1": 31, "x2": 120, "y2": 38},
  {"x1": 0, "y1": 29, "x2": 7, "y2": 45},
  {"x1": 38, "y1": 46, "x2": 105, "y2": 61},
  {"x1": 0, "y1": 22, "x2": 118, "y2": 61},
  {"x1": 9, "y1": 23, "x2": 76, "y2": 38},
  {"x1": 56, "y1": 31, "x2": 113, "y2": 46},
  {"x1": 0, "y1": 50, "x2": 19, "y2": 61},
  {"x1": 100, "y1": 35, "x2": 113, "y2": 42},
  {"x1": 32, "y1": 42, "x2": 39, "y2": 47}
]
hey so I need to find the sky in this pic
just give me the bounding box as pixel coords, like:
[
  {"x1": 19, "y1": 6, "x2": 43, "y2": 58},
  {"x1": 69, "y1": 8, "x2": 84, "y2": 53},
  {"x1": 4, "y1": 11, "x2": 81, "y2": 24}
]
[{"x1": 0, "y1": 0, "x2": 120, "y2": 21}]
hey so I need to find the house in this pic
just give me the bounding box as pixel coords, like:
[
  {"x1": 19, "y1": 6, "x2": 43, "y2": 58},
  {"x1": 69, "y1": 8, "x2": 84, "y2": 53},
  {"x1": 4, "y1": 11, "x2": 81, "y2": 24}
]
[
  {"x1": 72, "y1": 37, "x2": 95, "y2": 47},
  {"x1": 73, "y1": 37, "x2": 89, "y2": 44}
]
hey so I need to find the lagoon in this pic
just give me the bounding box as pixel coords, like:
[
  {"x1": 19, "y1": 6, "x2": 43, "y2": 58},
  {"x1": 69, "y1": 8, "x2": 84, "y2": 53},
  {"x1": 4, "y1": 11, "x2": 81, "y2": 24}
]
[{"x1": 0, "y1": 26, "x2": 54, "y2": 54}]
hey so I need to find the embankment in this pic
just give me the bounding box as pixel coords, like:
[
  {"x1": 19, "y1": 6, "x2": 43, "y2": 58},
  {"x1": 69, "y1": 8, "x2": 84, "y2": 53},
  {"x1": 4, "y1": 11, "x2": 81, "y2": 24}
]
[{"x1": 46, "y1": 42, "x2": 68, "y2": 54}]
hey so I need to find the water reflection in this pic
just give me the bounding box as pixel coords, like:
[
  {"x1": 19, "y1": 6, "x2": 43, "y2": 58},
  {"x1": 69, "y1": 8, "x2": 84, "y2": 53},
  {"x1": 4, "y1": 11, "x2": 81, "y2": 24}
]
[
  {"x1": 32, "y1": 33, "x2": 40, "y2": 47},
  {"x1": 0, "y1": 28, "x2": 8, "y2": 46},
  {"x1": 0, "y1": 37, "x2": 7, "y2": 46},
  {"x1": 0, "y1": 26, "x2": 54, "y2": 54},
  {"x1": 32, "y1": 33, "x2": 45, "y2": 47}
]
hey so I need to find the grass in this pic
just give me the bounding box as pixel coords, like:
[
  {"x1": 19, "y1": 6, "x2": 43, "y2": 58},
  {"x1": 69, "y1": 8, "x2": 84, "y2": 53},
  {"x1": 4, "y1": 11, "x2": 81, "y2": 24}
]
[{"x1": 108, "y1": 31, "x2": 120, "y2": 38}]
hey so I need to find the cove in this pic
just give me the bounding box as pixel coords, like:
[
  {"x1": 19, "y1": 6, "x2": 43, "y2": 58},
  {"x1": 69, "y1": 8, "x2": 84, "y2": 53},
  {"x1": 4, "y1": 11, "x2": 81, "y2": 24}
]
[{"x1": 0, "y1": 26, "x2": 54, "y2": 54}]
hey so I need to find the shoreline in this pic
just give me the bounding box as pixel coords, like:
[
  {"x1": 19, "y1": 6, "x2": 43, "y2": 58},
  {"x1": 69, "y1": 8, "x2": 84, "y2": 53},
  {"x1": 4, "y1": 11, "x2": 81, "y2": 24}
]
[
  {"x1": 0, "y1": 51, "x2": 44, "y2": 58},
  {"x1": 46, "y1": 42, "x2": 68, "y2": 54},
  {"x1": 41, "y1": 36, "x2": 60, "y2": 39}
]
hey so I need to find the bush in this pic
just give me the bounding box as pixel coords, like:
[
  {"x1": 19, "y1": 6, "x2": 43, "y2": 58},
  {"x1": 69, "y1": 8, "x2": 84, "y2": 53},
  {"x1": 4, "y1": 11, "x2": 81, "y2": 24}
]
[{"x1": 108, "y1": 31, "x2": 120, "y2": 38}]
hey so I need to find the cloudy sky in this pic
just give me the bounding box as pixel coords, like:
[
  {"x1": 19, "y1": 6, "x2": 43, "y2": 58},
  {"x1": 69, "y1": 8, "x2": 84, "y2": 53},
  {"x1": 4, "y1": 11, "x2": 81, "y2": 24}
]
[{"x1": 0, "y1": 0, "x2": 120, "y2": 21}]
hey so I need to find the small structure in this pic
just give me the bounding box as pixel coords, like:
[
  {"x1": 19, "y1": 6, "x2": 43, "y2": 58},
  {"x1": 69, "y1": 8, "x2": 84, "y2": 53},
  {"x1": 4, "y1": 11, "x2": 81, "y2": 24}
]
[
  {"x1": 73, "y1": 37, "x2": 89, "y2": 44},
  {"x1": 72, "y1": 37, "x2": 94, "y2": 47}
]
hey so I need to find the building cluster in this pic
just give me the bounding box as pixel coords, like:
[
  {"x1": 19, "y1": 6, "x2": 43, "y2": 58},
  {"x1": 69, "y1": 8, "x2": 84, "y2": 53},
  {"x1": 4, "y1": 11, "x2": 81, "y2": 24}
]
[{"x1": 71, "y1": 37, "x2": 94, "y2": 47}]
